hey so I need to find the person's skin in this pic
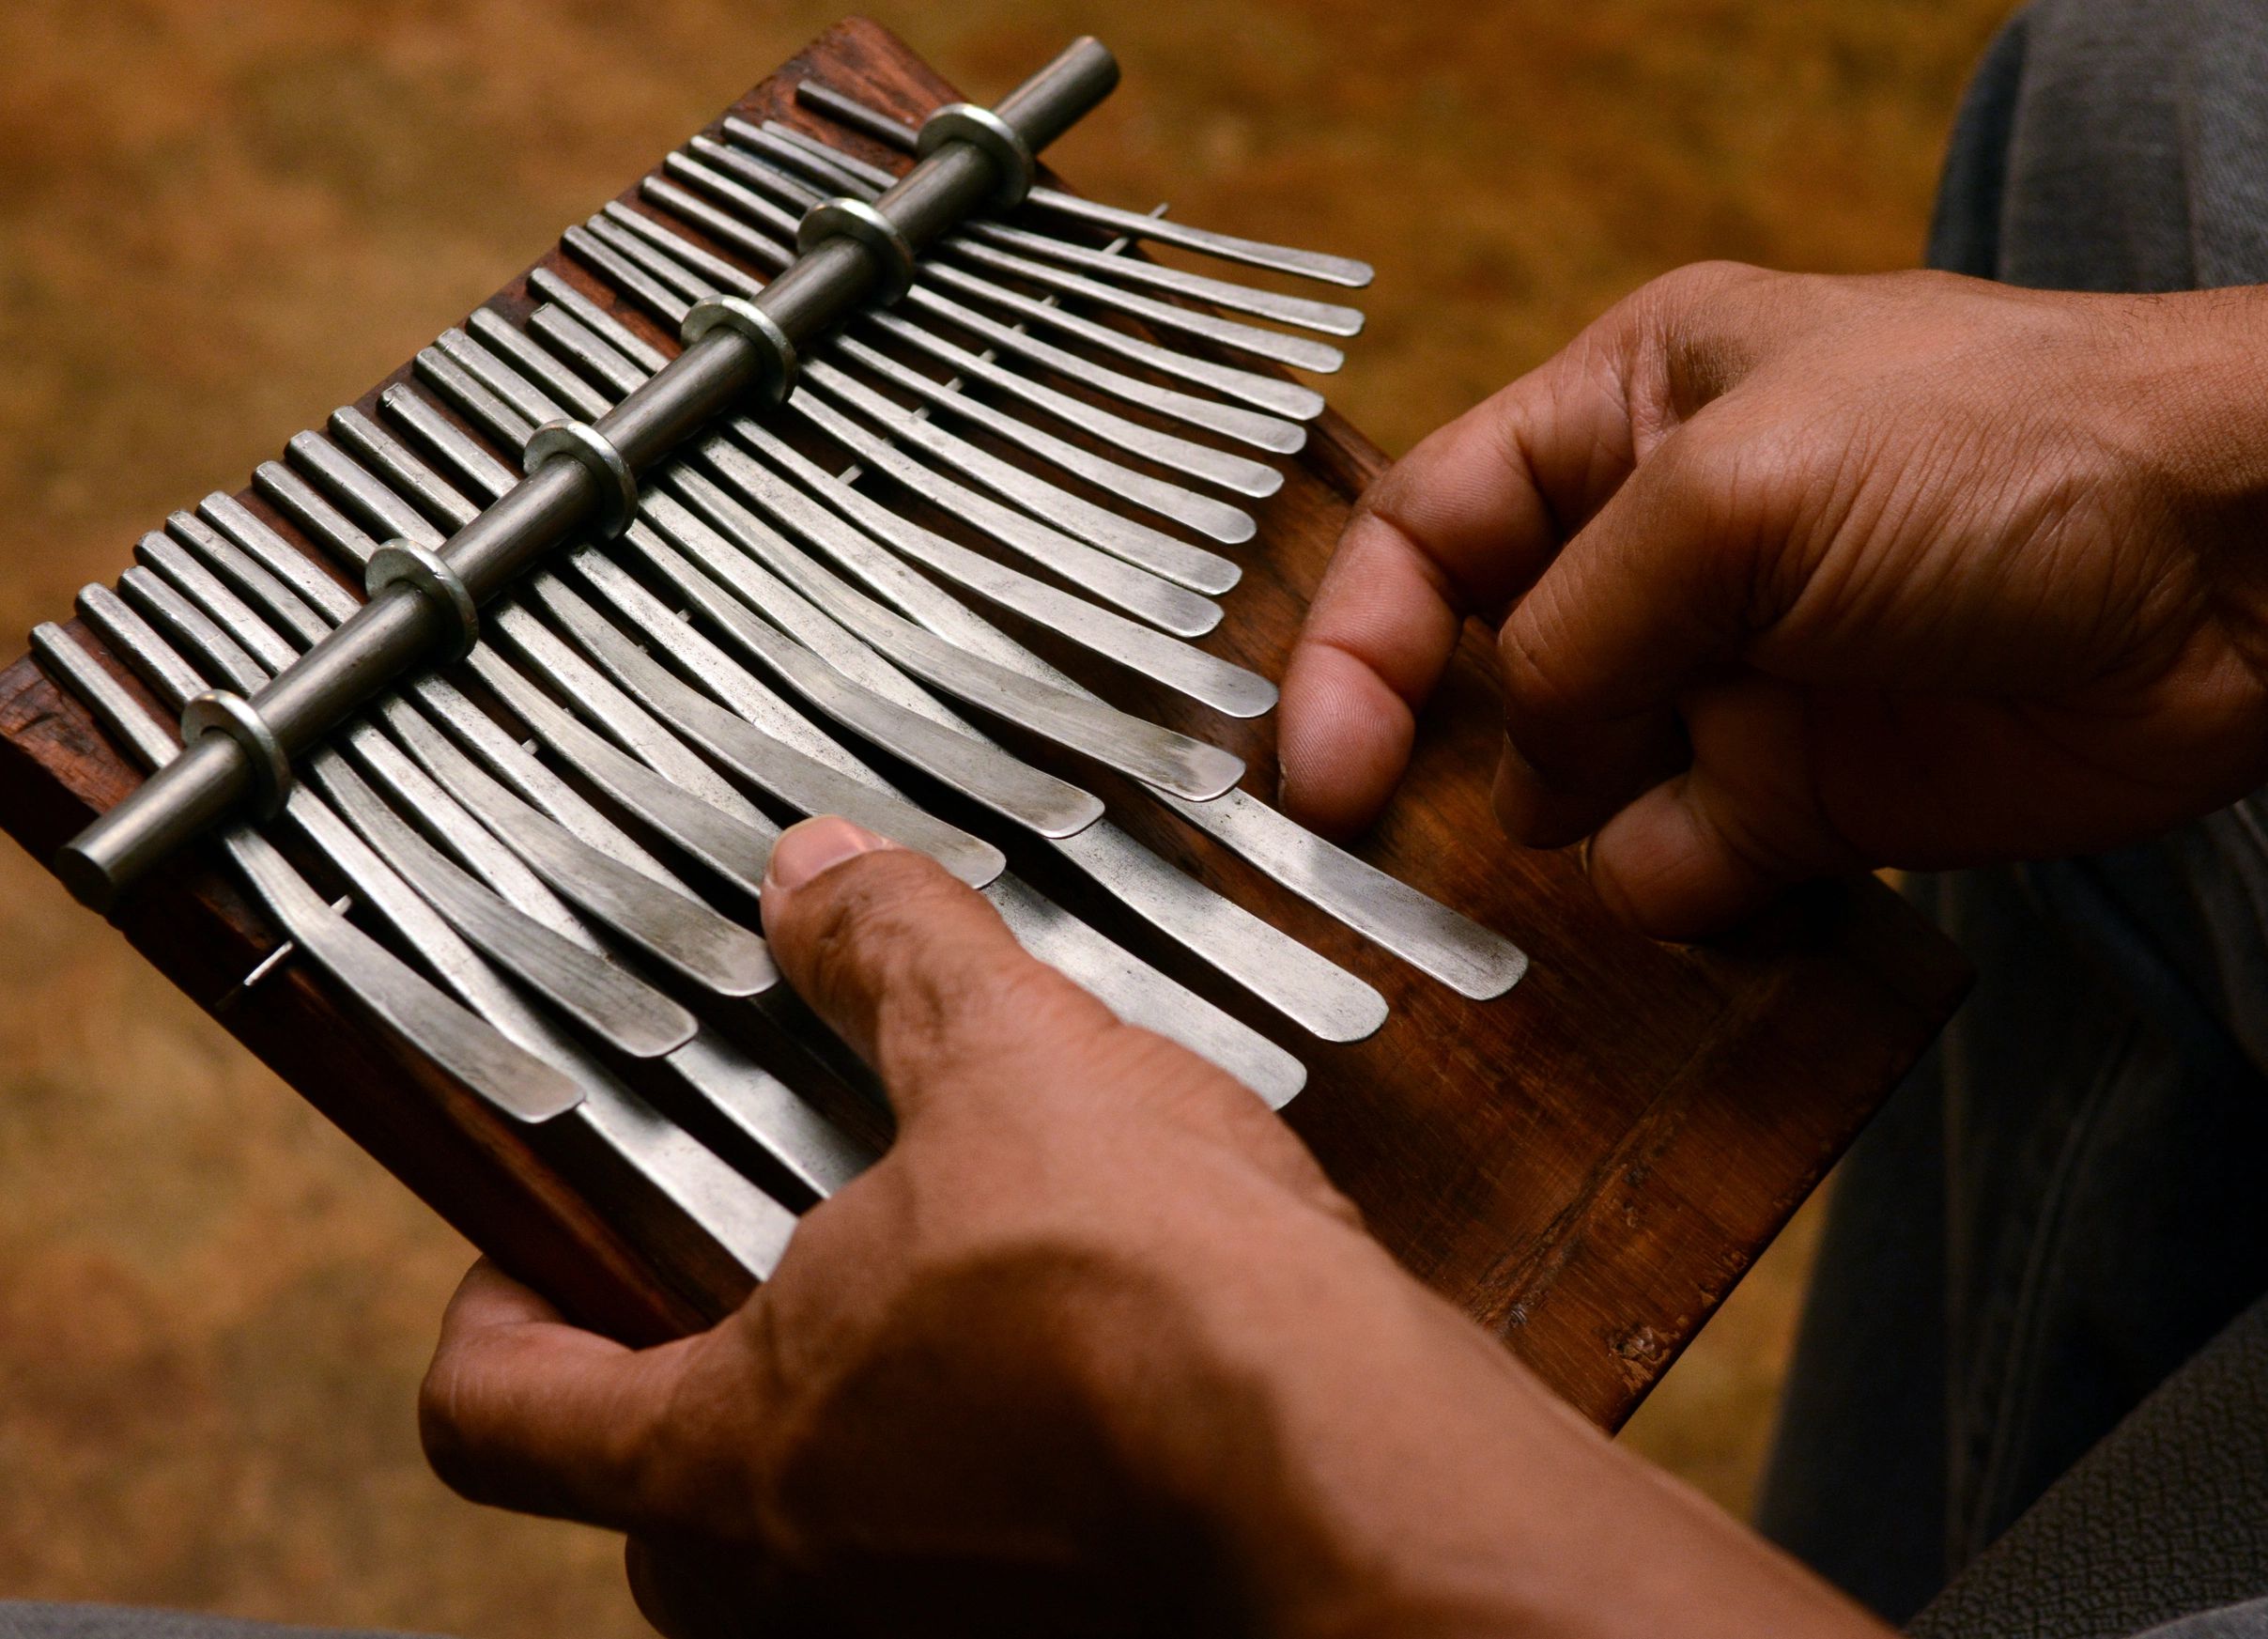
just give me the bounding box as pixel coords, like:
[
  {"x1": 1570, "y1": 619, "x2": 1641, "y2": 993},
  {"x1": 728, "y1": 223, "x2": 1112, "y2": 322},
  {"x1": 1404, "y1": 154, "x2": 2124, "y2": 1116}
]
[
  {"x1": 424, "y1": 815, "x2": 1889, "y2": 1638},
  {"x1": 424, "y1": 265, "x2": 2268, "y2": 1634},
  {"x1": 1280, "y1": 263, "x2": 2268, "y2": 937}
]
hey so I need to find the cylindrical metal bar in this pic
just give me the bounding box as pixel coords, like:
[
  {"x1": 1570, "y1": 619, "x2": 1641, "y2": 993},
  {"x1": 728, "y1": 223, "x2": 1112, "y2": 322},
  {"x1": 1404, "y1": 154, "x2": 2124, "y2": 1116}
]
[{"x1": 59, "y1": 39, "x2": 1119, "y2": 905}]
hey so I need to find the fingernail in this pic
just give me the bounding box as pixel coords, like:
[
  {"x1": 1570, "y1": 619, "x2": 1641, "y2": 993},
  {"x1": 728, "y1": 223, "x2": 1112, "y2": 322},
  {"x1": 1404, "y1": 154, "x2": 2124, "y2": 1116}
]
[{"x1": 763, "y1": 816, "x2": 893, "y2": 894}]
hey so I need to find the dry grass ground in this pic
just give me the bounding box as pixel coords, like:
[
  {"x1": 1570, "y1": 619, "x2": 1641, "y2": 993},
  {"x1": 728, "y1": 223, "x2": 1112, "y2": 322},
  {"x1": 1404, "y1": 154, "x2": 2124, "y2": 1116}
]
[{"x1": 0, "y1": 1, "x2": 2009, "y2": 1630}]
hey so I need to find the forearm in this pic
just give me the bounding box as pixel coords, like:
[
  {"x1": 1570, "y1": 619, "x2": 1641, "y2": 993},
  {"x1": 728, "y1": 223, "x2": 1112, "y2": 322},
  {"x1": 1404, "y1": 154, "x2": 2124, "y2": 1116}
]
[{"x1": 1113, "y1": 1226, "x2": 1889, "y2": 1639}]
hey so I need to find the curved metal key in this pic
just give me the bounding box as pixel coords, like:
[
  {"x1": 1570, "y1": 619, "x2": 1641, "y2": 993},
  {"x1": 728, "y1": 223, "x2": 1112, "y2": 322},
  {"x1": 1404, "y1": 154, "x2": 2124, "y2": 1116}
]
[
  {"x1": 726, "y1": 117, "x2": 1352, "y2": 373},
  {"x1": 585, "y1": 209, "x2": 1262, "y2": 574},
  {"x1": 787, "y1": 83, "x2": 1376, "y2": 286},
  {"x1": 520, "y1": 277, "x2": 1396, "y2": 1044},
  {"x1": 35, "y1": 614, "x2": 584, "y2": 1125},
  {"x1": 53, "y1": 607, "x2": 821, "y2": 1260},
  {"x1": 635, "y1": 176, "x2": 1288, "y2": 496},
  {"x1": 159, "y1": 503, "x2": 877, "y2": 1198}
]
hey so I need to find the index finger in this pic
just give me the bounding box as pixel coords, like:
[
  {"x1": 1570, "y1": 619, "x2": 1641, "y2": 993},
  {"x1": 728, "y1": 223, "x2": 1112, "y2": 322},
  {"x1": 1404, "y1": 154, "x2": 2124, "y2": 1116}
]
[{"x1": 1278, "y1": 331, "x2": 1644, "y2": 835}]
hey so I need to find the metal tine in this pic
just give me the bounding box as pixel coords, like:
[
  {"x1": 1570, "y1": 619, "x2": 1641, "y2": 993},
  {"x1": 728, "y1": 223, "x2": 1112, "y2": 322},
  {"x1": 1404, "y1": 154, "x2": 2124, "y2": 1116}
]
[
  {"x1": 678, "y1": 136, "x2": 1327, "y2": 422},
  {"x1": 176, "y1": 503, "x2": 602, "y2": 946},
  {"x1": 750, "y1": 125, "x2": 1365, "y2": 333},
  {"x1": 641, "y1": 173, "x2": 1285, "y2": 499},
  {"x1": 252, "y1": 457, "x2": 689, "y2": 889},
  {"x1": 515, "y1": 304, "x2": 1275, "y2": 719},
  {"x1": 528, "y1": 292, "x2": 1227, "y2": 641},
  {"x1": 532, "y1": 274, "x2": 1234, "y2": 631},
  {"x1": 332, "y1": 399, "x2": 1011, "y2": 885},
  {"x1": 474, "y1": 314, "x2": 1385, "y2": 1049},
  {"x1": 577, "y1": 220, "x2": 1247, "y2": 614},
  {"x1": 450, "y1": 293, "x2": 1244, "y2": 807},
  {"x1": 586, "y1": 209, "x2": 1256, "y2": 574},
  {"x1": 788, "y1": 81, "x2": 1377, "y2": 289},
  {"x1": 33, "y1": 619, "x2": 588, "y2": 1127},
  {"x1": 717, "y1": 119, "x2": 1346, "y2": 374},
  {"x1": 155, "y1": 513, "x2": 878, "y2": 1202},
  {"x1": 405, "y1": 337, "x2": 1374, "y2": 1053},
  {"x1": 600, "y1": 199, "x2": 1264, "y2": 547},
  {"x1": 248, "y1": 460, "x2": 783, "y2": 998},
  {"x1": 823, "y1": 332, "x2": 1260, "y2": 545},
  {"x1": 793, "y1": 362, "x2": 1252, "y2": 580},
  {"x1": 963, "y1": 221, "x2": 1364, "y2": 338},
  {"x1": 141, "y1": 521, "x2": 699, "y2": 1060},
  {"x1": 939, "y1": 239, "x2": 1344, "y2": 373},
  {"x1": 638, "y1": 487, "x2": 1388, "y2": 1047},
  {"x1": 92, "y1": 571, "x2": 674, "y2": 1119},
  {"x1": 50, "y1": 610, "x2": 824, "y2": 1264},
  {"x1": 131, "y1": 525, "x2": 778, "y2": 1003},
  {"x1": 205, "y1": 477, "x2": 703, "y2": 910},
  {"x1": 284, "y1": 427, "x2": 774, "y2": 851},
  {"x1": 534, "y1": 255, "x2": 1523, "y2": 1002},
  {"x1": 282, "y1": 433, "x2": 796, "y2": 907},
  {"x1": 386, "y1": 366, "x2": 1105, "y2": 843},
  {"x1": 621, "y1": 189, "x2": 1279, "y2": 539},
  {"x1": 657, "y1": 155, "x2": 1305, "y2": 455}
]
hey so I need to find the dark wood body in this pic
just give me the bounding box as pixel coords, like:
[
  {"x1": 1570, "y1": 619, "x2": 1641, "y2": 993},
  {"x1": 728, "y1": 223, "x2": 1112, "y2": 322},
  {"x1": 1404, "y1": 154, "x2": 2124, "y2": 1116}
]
[{"x1": 0, "y1": 18, "x2": 1967, "y2": 1430}]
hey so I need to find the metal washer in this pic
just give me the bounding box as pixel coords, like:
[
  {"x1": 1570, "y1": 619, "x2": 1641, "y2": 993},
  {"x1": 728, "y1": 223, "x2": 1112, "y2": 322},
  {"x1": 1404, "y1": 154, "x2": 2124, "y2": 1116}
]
[
  {"x1": 796, "y1": 196, "x2": 918, "y2": 304},
  {"x1": 366, "y1": 539, "x2": 481, "y2": 663},
  {"x1": 917, "y1": 101, "x2": 1038, "y2": 210},
  {"x1": 681, "y1": 294, "x2": 799, "y2": 405},
  {"x1": 524, "y1": 418, "x2": 639, "y2": 538},
  {"x1": 180, "y1": 689, "x2": 293, "y2": 820}
]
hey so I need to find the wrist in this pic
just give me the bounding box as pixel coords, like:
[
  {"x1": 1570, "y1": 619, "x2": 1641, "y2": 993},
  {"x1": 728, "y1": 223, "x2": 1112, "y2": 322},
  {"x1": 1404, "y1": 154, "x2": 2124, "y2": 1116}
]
[{"x1": 1089, "y1": 1223, "x2": 1888, "y2": 1639}]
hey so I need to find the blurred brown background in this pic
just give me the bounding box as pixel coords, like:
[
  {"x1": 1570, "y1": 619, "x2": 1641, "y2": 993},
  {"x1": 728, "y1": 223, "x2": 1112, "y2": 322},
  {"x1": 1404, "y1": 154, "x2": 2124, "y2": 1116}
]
[{"x1": 0, "y1": 1, "x2": 2008, "y2": 1631}]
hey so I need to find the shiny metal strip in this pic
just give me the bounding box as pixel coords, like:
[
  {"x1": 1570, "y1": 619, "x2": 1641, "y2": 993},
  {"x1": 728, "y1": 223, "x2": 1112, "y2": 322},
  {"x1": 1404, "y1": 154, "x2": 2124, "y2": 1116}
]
[
  {"x1": 508, "y1": 284, "x2": 1391, "y2": 1043},
  {"x1": 649, "y1": 158, "x2": 1304, "y2": 453},
  {"x1": 531, "y1": 294, "x2": 1227, "y2": 637},
  {"x1": 128, "y1": 531, "x2": 779, "y2": 1001},
  {"x1": 796, "y1": 360, "x2": 1247, "y2": 583},
  {"x1": 159, "y1": 505, "x2": 873, "y2": 1196},
  {"x1": 336, "y1": 389, "x2": 1024, "y2": 875},
  {"x1": 519, "y1": 305, "x2": 1270, "y2": 717},
  {"x1": 530, "y1": 568, "x2": 1008, "y2": 885},
  {"x1": 783, "y1": 85, "x2": 1376, "y2": 287},
  {"x1": 717, "y1": 124, "x2": 1348, "y2": 371},
  {"x1": 963, "y1": 219, "x2": 1365, "y2": 336},
  {"x1": 662, "y1": 459, "x2": 1247, "y2": 801},
  {"x1": 536, "y1": 248, "x2": 1521, "y2": 999},
  {"x1": 642, "y1": 151, "x2": 1328, "y2": 421},
  {"x1": 46, "y1": 601, "x2": 585, "y2": 1122},
  {"x1": 639, "y1": 174, "x2": 1286, "y2": 495},
  {"x1": 402, "y1": 312, "x2": 1339, "y2": 1073},
  {"x1": 939, "y1": 238, "x2": 1346, "y2": 372},
  {"x1": 124, "y1": 535, "x2": 699, "y2": 1054},
  {"x1": 594, "y1": 200, "x2": 1270, "y2": 539},
  {"x1": 49, "y1": 608, "x2": 821, "y2": 1257},
  {"x1": 587, "y1": 209, "x2": 1260, "y2": 576},
  {"x1": 249, "y1": 457, "x2": 780, "y2": 993},
  {"x1": 822, "y1": 335, "x2": 1259, "y2": 544},
  {"x1": 467, "y1": 270, "x2": 1246, "y2": 801},
  {"x1": 304, "y1": 751, "x2": 697, "y2": 1059},
  {"x1": 172, "y1": 502, "x2": 600, "y2": 946},
  {"x1": 916, "y1": 256, "x2": 1328, "y2": 421},
  {"x1": 391, "y1": 369, "x2": 1106, "y2": 842}
]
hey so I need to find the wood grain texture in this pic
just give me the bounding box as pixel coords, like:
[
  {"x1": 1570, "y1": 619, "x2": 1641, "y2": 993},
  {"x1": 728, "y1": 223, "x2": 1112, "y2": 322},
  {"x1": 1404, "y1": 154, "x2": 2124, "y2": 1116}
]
[{"x1": 0, "y1": 16, "x2": 1967, "y2": 1427}]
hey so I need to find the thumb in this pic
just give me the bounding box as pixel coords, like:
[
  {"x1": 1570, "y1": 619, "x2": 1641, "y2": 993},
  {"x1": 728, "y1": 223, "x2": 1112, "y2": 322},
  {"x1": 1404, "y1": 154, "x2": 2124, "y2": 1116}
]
[{"x1": 759, "y1": 816, "x2": 1122, "y2": 1125}]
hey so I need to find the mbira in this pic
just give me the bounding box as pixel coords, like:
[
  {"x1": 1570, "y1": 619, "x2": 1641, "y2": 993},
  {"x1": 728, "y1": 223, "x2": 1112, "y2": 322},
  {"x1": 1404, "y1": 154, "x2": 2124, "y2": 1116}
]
[{"x1": 0, "y1": 20, "x2": 1964, "y2": 1421}]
